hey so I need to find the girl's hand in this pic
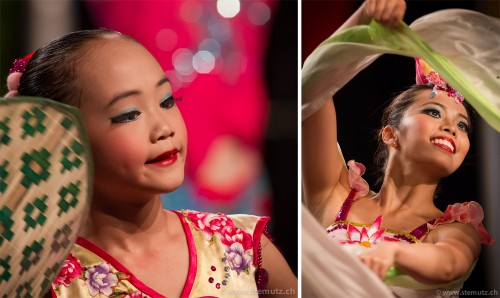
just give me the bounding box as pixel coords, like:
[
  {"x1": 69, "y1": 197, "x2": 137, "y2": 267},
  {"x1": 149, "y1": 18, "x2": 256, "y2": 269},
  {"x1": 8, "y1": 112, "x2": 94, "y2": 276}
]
[
  {"x1": 358, "y1": 241, "x2": 402, "y2": 279},
  {"x1": 364, "y1": 0, "x2": 406, "y2": 28}
]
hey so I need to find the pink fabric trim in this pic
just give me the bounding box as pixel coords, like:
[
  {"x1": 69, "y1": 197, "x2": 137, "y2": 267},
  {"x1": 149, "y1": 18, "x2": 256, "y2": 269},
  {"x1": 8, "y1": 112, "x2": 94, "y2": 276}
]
[
  {"x1": 74, "y1": 210, "x2": 198, "y2": 298},
  {"x1": 427, "y1": 201, "x2": 495, "y2": 245},
  {"x1": 172, "y1": 210, "x2": 197, "y2": 297},
  {"x1": 346, "y1": 160, "x2": 369, "y2": 200},
  {"x1": 252, "y1": 216, "x2": 270, "y2": 267},
  {"x1": 75, "y1": 237, "x2": 166, "y2": 298}
]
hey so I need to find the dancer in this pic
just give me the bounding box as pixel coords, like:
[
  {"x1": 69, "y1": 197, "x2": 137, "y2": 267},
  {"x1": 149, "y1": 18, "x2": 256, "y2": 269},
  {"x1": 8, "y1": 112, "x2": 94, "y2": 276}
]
[
  {"x1": 302, "y1": 0, "x2": 495, "y2": 296},
  {"x1": 5, "y1": 29, "x2": 297, "y2": 297}
]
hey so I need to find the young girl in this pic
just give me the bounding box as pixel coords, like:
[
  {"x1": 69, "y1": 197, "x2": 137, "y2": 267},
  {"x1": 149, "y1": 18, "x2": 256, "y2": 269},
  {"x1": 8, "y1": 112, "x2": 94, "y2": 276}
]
[
  {"x1": 6, "y1": 29, "x2": 297, "y2": 297},
  {"x1": 302, "y1": 0, "x2": 495, "y2": 296}
]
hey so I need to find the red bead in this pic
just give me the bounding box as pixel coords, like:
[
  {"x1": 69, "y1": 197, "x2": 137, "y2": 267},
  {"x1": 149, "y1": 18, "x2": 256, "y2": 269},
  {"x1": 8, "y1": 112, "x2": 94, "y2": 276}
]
[
  {"x1": 216, "y1": 283, "x2": 221, "y2": 289},
  {"x1": 211, "y1": 266, "x2": 216, "y2": 271},
  {"x1": 208, "y1": 277, "x2": 214, "y2": 283}
]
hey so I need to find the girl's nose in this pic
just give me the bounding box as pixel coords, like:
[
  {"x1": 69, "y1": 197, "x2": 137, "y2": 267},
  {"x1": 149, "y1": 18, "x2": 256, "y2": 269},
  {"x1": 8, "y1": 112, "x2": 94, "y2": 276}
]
[{"x1": 150, "y1": 114, "x2": 174, "y2": 143}]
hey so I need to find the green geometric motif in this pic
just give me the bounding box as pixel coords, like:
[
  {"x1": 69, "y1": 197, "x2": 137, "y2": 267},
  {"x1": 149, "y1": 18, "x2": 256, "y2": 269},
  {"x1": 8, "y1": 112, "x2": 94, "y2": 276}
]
[
  {"x1": 20, "y1": 239, "x2": 45, "y2": 274},
  {"x1": 15, "y1": 280, "x2": 34, "y2": 298},
  {"x1": 60, "y1": 140, "x2": 84, "y2": 173},
  {"x1": 57, "y1": 181, "x2": 81, "y2": 216},
  {"x1": 20, "y1": 148, "x2": 51, "y2": 189},
  {"x1": 42, "y1": 263, "x2": 63, "y2": 293},
  {"x1": 0, "y1": 160, "x2": 8, "y2": 193},
  {"x1": 60, "y1": 117, "x2": 73, "y2": 130},
  {"x1": 23, "y1": 195, "x2": 48, "y2": 232},
  {"x1": 0, "y1": 255, "x2": 12, "y2": 283},
  {"x1": 0, "y1": 116, "x2": 11, "y2": 145},
  {"x1": 21, "y1": 107, "x2": 47, "y2": 139},
  {"x1": 0, "y1": 206, "x2": 14, "y2": 245},
  {"x1": 51, "y1": 223, "x2": 73, "y2": 252}
]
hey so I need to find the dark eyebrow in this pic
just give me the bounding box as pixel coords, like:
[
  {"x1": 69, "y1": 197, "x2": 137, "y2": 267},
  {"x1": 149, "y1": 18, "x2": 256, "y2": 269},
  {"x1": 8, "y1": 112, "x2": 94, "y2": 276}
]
[
  {"x1": 107, "y1": 76, "x2": 171, "y2": 108},
  {"x1": 419, "y1": 101, "x2": 470, "y2": 123}
]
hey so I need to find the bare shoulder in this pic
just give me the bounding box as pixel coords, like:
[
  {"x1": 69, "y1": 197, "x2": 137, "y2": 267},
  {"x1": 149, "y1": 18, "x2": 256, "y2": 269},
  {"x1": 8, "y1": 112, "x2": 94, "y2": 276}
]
[{"x1": 425, "y1": 222, "x2": 481, "y2": 258}]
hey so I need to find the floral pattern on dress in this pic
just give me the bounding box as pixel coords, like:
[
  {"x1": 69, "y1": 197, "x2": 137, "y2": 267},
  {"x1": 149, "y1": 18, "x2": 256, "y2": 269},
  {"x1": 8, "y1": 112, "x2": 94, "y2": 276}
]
[
  {"x1": 52, "y1": 256, "x2": 148, "y2": 297},
  {"x1": 53, "y1": 254, "x2": 84, "y2": 286},
  {"x1": 184, "y1": 210, "x2": 254, "y2": 275},
  {"x1": 85, "y1": 263, "x2": 119, "y2": 296}
]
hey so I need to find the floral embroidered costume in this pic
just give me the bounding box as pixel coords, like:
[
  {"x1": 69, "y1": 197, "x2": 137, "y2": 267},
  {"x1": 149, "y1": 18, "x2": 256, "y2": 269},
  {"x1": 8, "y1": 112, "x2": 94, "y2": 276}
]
[
  {"x1": 48, "y1": 210, "x2": 269, "y2": 297},
  {"x1": 327, "y1": 161, "x2": 494, "y2": 298}
]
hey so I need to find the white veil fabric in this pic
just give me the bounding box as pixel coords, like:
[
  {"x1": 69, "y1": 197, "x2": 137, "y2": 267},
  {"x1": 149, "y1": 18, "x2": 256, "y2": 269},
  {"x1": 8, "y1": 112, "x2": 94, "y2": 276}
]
[
  {"x1": 301, "y1": 205, "x2": 394, "y2": 298},
  {"x1": 302, "y1": 9, "x2": 500, "y2": 131}
]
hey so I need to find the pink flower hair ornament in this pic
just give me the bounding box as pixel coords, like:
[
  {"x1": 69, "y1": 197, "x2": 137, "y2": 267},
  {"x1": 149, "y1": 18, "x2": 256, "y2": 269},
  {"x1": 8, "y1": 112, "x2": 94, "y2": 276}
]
[
  {"x1": 4, "y1": 52, "x2": 34, "y2": 98},
  {"x1": 415, "y1": 57, "x2": 464, "y2": 104}
]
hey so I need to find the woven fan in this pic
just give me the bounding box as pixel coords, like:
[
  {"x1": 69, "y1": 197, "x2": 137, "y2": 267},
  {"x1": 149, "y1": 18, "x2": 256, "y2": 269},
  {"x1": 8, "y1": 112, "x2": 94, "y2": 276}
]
[{"x1": 0, "y1": 97, "x2": 93, "y2": 297}]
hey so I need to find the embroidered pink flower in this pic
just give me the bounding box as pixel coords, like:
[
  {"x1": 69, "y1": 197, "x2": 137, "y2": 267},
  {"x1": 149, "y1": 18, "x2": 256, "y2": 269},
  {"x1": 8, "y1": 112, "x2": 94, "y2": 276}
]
[
  {"x1": 428, "y1": 201, "x2": 494, "y2": 245},
  {"x1": 339, "y1": 215, "x2": 386, "y2": 248},
  {"x1": 220, "y1": 225, "x2": 253, "y2": 250},
  {"x1": 347, "y1": 160, "x2": 369, "y2": 199},
  {"x1": 53, "y1": 254, "x2": 83, "y2": 286},
  {"x1": 186, "y1": 211, "x2": 233, "y2": 236},
  {"x1": 85, "y1": 263, "x2": 118, "y2": 296},
  {"x1": 225, "y1": 242, "x2": 252, "y2": 274}
]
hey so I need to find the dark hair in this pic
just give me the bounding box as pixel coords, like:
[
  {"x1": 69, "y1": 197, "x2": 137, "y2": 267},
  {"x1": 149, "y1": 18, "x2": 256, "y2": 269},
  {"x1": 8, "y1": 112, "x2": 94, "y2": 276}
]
[
  {"x1": 373, "y1": 84, "x2": 475, "y2": 187},
  {"x1": 17, "y1": 28, "x2": 135, "y2": 107}
]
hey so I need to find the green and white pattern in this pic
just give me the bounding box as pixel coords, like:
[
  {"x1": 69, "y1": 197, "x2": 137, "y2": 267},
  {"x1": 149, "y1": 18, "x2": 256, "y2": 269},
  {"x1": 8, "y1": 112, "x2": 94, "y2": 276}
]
[{"x1": 0, "y1": 97, "x2": 92, "y2": 298}]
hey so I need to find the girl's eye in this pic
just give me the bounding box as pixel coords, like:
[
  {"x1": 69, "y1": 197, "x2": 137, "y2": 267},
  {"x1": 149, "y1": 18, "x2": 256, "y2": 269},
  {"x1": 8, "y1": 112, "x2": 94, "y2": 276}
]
[
  {"x1": 110, "y1": 110, "x2": 141, "y2": 124},
  {"x1": 423, "y1": 108, "x2": 440, "y2": 118},
  {"x1": 457, "y1": 121, "x2": 470, "y2": 134},
  {"x1": 160, "y1": 95, "x2": 177, "y2": 109}
]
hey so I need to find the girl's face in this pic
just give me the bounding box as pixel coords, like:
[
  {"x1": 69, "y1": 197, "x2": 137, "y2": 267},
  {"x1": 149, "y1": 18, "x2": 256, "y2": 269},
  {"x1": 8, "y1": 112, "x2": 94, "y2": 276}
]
[
  {"x1": 396, "y1": 90, "x2": 470, "y2": 178},
  {"x1": 78, "y1": 37, "x2": 187, "y2": 199}
]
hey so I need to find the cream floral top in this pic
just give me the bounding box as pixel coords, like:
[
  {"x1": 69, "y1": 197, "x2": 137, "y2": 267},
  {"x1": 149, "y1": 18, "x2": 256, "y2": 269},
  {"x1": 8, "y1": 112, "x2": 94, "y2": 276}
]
[{"x1": 48, "y1": 210, "x2": 270, "y2": 297}]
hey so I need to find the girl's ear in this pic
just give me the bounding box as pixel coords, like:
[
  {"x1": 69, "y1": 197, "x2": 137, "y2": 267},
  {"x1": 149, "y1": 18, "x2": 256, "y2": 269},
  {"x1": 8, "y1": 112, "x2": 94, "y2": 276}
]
[{"x1": 382, "y1": 125, "x2": 398, "y2": 148}]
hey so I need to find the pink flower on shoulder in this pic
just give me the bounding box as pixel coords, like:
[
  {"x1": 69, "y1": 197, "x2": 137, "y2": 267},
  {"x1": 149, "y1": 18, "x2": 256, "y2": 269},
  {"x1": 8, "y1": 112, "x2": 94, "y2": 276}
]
[
  {"x1": 186, "y1": 211, "x2": 234, "y2": 236},
  {"x1": 347, "y1": 160, "x2": 369, "y2": 199},
  {"x1": 220, "y1": 225, "x2": 253, "y2": 250},
  {"x1": 429, "y1": 201, "x2": 494, "y2": 245},
  {"x1": 53, "y1": 254, "x2": 83, "y2": 286}
]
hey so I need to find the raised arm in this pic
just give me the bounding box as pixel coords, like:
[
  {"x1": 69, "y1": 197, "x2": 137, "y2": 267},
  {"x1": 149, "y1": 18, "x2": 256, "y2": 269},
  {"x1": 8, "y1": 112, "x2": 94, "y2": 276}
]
[{"x1": 302, "y1": 0, "x2": 406, "y2": 222}]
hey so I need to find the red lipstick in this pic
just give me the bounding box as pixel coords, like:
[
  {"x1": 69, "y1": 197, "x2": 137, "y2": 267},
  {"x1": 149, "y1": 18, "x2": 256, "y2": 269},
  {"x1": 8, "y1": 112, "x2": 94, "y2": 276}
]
[
  {"x1": 430, "y1": 136, "x2": 456, "y2": 154},
  {"x1": 146, "y1": 149, "x2": 178, "y2": 166}
]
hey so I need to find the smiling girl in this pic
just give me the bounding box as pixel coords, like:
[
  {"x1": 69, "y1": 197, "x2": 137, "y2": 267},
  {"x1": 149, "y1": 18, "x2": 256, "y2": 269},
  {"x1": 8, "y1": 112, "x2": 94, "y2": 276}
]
[
  {"x1": 302, "y1": 0, "x2": 494, "y2": 296},
  {"x1": 6, "y1": 29, "x2": 297, "y2": 297}
]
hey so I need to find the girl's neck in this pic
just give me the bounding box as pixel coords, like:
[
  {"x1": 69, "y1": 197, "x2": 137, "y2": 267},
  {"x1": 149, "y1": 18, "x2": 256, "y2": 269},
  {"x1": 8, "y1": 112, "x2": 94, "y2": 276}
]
[
  {"x1": 81, "y1": 194, "x2": 171, "y2": 252},
  {"x1": 375, "y1": 162, "x2": 441, "y2": 215}
]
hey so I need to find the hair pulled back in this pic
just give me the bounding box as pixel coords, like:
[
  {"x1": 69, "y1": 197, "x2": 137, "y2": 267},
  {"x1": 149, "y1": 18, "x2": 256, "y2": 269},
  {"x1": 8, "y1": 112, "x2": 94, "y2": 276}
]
[
  {"x1": 18, "y1": 29, "x2": 128, "y2": 107},
  {"x1": 373, "y1": 84, "x2": 474, "y2": 186}
]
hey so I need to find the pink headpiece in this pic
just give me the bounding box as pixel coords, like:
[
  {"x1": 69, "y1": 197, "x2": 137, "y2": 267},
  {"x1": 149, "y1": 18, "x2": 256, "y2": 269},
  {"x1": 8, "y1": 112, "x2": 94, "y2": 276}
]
[
  {"x1": 4, "y1": 52, "x2": 34, "y2": 98},
  {"x1": 415, "y1": 57, "x2": 464, "y2": 104}
]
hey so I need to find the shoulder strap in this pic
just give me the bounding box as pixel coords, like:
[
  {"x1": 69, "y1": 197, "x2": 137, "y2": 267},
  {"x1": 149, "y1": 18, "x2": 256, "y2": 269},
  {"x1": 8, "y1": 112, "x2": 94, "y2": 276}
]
[
  {"x1": 409, "y1": 218, "x2": 437, "y2": 239},
  {"x1": 335, "y1": 189, "x2": 357, "y2": 221}
]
